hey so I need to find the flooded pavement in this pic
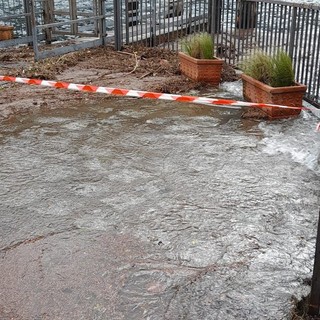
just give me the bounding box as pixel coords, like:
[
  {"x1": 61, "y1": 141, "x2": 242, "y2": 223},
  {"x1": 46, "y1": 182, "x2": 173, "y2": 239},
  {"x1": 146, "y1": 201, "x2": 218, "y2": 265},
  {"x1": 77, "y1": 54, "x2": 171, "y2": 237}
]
[{"x1": 0, "y1": 96, "x2": 319, "y2": 320}]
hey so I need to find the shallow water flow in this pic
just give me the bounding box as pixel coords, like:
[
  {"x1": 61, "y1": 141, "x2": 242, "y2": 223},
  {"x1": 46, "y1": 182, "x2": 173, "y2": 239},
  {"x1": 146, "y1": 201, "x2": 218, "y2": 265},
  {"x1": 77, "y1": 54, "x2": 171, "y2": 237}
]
[{"x1": 0, "y1": 99, "x2": 319, "y2": 319}]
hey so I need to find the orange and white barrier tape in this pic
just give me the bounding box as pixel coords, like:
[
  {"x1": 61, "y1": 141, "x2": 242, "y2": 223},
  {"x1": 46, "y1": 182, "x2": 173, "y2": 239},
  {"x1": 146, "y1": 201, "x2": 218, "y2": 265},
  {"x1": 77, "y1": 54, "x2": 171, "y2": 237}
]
[{"x1": 0, "y1": 75, "x2": 304, "y2": 111}]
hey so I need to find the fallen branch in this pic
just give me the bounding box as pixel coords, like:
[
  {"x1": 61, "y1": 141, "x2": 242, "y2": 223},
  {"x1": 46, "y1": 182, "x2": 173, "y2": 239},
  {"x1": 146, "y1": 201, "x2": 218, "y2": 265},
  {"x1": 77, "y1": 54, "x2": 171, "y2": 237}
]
[
  {"x1": 139, "y1": 71, "x2": 153, "y2": 79},
  {"x1": 127, "y1": 52, "x2": 140, "y2": 74}
]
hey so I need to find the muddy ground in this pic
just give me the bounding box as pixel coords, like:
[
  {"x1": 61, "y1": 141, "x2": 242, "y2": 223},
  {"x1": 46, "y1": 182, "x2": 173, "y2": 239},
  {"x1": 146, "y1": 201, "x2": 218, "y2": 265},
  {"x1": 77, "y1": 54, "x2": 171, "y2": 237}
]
[{"x1": 0, "y1": 44, "x2": 239, "y2": 122}]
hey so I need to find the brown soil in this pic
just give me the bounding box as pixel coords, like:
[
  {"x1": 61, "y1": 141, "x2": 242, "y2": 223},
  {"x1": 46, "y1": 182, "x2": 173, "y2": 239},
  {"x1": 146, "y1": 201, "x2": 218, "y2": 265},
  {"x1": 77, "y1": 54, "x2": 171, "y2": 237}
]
[{"x1": 0, "y1": 44, "x2": 239, "y2": 121}]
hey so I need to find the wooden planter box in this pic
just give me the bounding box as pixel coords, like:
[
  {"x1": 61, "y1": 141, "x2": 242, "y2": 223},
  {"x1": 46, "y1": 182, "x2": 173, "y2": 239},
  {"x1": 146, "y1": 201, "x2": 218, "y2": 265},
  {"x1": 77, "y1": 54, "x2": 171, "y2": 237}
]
[
  {"x1": 0, "y1": 26, "x2": 14, "y2": 41},
  {"x1": 241, "y1": 73, "x2": 307, "y2": 119},
  {"x1": 178, "y1": 52, "x2": 223, "y2": 86}
]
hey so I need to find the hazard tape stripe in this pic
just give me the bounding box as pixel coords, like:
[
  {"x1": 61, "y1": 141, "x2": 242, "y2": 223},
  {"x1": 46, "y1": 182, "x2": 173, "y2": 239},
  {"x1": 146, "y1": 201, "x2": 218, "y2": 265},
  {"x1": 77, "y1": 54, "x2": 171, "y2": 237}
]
[{"x1": 0, "y1": 74, "x2": 304, "y2": 111}]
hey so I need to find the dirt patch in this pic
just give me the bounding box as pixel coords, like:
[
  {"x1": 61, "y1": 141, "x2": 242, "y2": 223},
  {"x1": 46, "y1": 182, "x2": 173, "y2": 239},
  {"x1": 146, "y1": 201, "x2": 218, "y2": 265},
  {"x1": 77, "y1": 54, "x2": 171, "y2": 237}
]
[
  {"x1": 0, "y1": 44, "x2": 239, "y2": 121},
  {"x1": 291, "y1": 295, "x2": 320, "y2": 320}
]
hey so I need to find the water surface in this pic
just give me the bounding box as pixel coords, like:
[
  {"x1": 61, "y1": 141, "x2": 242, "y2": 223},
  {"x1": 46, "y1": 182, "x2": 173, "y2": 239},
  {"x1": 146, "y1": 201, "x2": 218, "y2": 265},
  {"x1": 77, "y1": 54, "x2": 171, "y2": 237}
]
[{"x1": 0, "y1": 98, "x2": 319, "y2": 319}]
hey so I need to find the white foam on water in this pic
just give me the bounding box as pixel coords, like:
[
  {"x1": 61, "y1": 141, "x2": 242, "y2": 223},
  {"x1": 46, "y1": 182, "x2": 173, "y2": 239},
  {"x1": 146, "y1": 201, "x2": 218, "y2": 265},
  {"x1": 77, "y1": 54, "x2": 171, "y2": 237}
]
[{"x1": 259, "y1": 111, "x2": 320, "y2": 174}]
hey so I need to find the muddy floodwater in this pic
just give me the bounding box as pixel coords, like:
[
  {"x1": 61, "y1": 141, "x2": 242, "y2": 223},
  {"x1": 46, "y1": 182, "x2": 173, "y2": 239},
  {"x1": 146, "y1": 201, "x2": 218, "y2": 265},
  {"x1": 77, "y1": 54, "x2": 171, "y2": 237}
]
[{"x1": 0, "y1": 97, "x2": 319, "y2": 320}]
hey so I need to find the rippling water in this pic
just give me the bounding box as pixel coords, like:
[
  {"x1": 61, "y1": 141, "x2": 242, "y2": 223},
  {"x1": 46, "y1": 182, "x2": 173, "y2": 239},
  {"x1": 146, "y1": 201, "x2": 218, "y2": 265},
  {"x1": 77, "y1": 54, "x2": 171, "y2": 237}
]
[{"x1": 0, "y1": 97, "x2": 319, "y2": 319}]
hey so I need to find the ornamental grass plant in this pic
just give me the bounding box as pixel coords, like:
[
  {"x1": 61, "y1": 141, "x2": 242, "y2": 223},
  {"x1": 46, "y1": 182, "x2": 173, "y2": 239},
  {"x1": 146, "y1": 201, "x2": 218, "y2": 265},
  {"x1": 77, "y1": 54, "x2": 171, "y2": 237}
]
[
  {"x1": 182, "y1": 32, "x2": 215, "y2": 59},
  {"x1": 241, "y1": 50, "x2": 295, "y2": 87}
]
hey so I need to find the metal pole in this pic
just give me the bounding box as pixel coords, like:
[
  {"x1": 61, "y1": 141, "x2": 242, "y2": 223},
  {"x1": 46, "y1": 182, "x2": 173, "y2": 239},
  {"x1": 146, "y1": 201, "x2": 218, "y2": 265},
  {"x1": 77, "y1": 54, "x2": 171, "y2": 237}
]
[
  {"x1": 30, "y1": 0, "x2": 40, "y2": 61},
  {"x1": 23, "y1": 0, "x2": 32, "y2": 38},
  {"x1": 113, "y1": 0, "x2": 122, "y2": 50},
  {"x1": 308, "y1": 209, "x2": 320, "y2": 316},
  {"x1": 150, "y1": 0, "x2": 156, "y2": 46},
  {"x1": 288, "y1": 7, "x2": 297, "y2": 59},
  {"x1": 98, "y1": 0, "x2": 107, "y2": 45},
  {"x1": 69, "y1": 0, "x2": 78, "y2": 35},
  {"x1": 209, "y1": 0, "x2": 221, "y2": 34},
  {"x1": 43, "y1": 0, "x2": 54, "y2": 44}
]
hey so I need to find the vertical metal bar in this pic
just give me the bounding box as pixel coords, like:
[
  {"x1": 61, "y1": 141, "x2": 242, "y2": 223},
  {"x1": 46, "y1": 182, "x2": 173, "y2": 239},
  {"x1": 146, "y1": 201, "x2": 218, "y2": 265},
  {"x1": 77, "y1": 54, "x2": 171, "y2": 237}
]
[
  {"x1": 268, "y1": 3, "x2": 276, "y2": 54},
  {"x1": 226, "y1": 0, "x2": 231, "y2": 63},
  {"x1": 175, "y1": 0, "x2": 180, "y2": 51},
  {"x1": 30, "y1": 0, "x2": 39, "y2": 61},
  {"x1": 236, "y1": 0, "x2": 246, "y2": 63},
  {"x1": 232, "y1": 0, "x2": 238, "y2": 65},
  {"x1": 43, "y1": 0, "x2": 54, "y2": 44},
  {"x1": 288, "y1": 6, "x2": 297, "y2": 59},
  {"x1": 264, "y1": 3, "x2": 271, "y2": 54},
  {"x1": 99, "y1": 0, "x2": 106, "y2": 45},
  {"x1": 135, "y1": 0, "x2": 139, "y2": 44},
  {"x1": 208, "y1": 0, "x2": 212, "y2": 33},
  {"x1": 203, "y1": 0, "x2": 205, "y2": 31},
  {"x1": 217, "y1": 0, "x2": 222, "y2": 56},
  {"x1": 166, "y1": 0, "x2": 170, "y2": 50},
  {"x1": 311, "y1": 11, "x2": 320, "y2": 101},
  {"x1": 113, "y1": 0, "x2": 122, "y2": 50},
  {"x1": 142, "y1": 0, "x2": 146, "y2": 45},
  {"x1": 273, "y1": 3, "x2": 279, "y2": 52},
  {"x1": 188, "y1": 0, "x2": 193, "y2": 34},
  {"x1": 295, "y1": 8, "x2": 305, "y2": 82},
  {"x1": 308, "y1": 209, "x2": 320, "y2": 317},
  {"x1": 252, "y1": 1, "x2": 259, "y2": 54},
  {"x1": 244, "y1": 0, "x2": 254, "y2": 59},
  {"x1": 160, "y1": 0, "x2": 165, "y2": 48},
  {"x1": 231, "y1": 0, "x2": 236, "y2": 65},
  {"x1": 68, "y1": 0, "x2": 77, "y2": 35},
  {"x1": 255, "y1": 2, "x2": 261, "y2": 51},
  {"x1": 225, "y1": 0, "x2": 230, "y2": 63},
  {"x1": 305, "y1": 9, "x2": 314, "y2": 93},
  {"x1": 171, "y1": 0, "x2": 175, "y2": 48},
  {"x1": 125, "y1": 0, "x2": 129, "y2": 44},
  {"x1": 312, "y1": 13, "x2": 320, "y2": 101},
  {"x1": 301, "y1": 9, "x2": 311, "y2": 87},
  {"x1": 93, "y1": 0, "x2": 98, "y2": 37},
  {"x1": 284, "y1": 6, "x2": 291, "y2": 52},
  {"x1": 23, "y1": 0, "x2": 33, "y2": 38},
  {"x1": 199, "y1": 0, "x2": 202, "y2": 31},
  {"x1": 246, "y1": 0, "x2": 253, "y2": 56},
  {"x1": 150, "y1": 0, "x2": 156, "y2": 46},
  {"x1": 183, "y1": 0, "x2": 189, "y2": 34},
  {"x1": 149, "y1": 0, "x2": 156, "y2": 47},
  {"x1": 277, "y1": 5, "x2": 284, "y2": 50},
  {"x1": 211, "y1": 0, "x2": 222, "y2": 34}
]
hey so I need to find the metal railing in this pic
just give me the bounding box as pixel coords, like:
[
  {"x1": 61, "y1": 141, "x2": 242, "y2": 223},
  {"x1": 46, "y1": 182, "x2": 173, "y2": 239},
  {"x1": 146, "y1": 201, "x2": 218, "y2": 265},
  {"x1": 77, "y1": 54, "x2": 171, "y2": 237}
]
[
  {"x1": 113, "y1": 0, "x2": 210, "y2": 50},
  {"x1": 212, "y1": 0, "x2": 320, "y2": 108},
  {"x1": 0, "y1": 0, "x2": 108, "y2": 59},
  {"x1": 0, "y1": 0, "x2": 319, "y2": 108}
]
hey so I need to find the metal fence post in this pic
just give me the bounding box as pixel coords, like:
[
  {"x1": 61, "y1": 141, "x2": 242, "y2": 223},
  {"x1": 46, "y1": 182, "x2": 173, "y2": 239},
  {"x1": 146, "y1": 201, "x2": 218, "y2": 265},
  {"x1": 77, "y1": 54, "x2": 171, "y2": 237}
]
[
  {"x1": 23, "y1": 0, "x2": 33, "y2": 38},
  {"x1": 150, "y1": 0, "x2": 156, "y2": 46},
  {"x1": 288, "y1": 7, "x2": 297, "y2": 59},
  {"x1": 69, "y1": 0, "x2": 78, "y2": 35},
  {"x1": 30, "y1": 0, "x2": 40, "y2": 60},
  {"x1": 99, "y1": 0, "x2": 107, "y2": 45},
  {"x1": 209, "y1": 0, "x2": 222, "y2": 34},
  {"x1": 113, "y1": 0, "x2": 122, "y2": 50},
  {"x1": 308, "y1": 209, "x2": 320, "y2": 316},
  {"x1": 43, "y1": 0, "x2": 54, "y2": 44}
]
